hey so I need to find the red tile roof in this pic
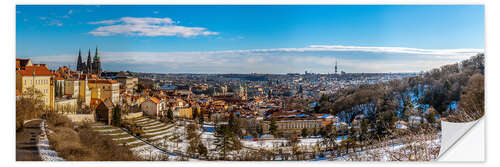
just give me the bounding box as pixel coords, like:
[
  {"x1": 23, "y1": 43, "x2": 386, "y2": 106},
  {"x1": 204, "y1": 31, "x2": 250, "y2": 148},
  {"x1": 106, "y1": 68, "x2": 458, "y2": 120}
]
[
  {"x1": 17, "y1": 65, "x2": 52, "y2": 76},
  {"x1": 91, "y1": 98, "x2": 102, "y2": 106},
  {"x1": 58, "y1": 67, "x2": 69, "y2": 72},
  {"x1": 150, "y1": 97, "x2": 161, "y2": 104},
  {"x1": 88, "y1": 79, "x2": 119, "y2": 84}
]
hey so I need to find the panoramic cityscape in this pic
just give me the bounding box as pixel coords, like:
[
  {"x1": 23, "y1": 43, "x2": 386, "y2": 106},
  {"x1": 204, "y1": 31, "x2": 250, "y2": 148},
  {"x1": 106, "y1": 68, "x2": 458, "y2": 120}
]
[{"x1": 15, "y1": 5, "x2": 484, "y2": 161}]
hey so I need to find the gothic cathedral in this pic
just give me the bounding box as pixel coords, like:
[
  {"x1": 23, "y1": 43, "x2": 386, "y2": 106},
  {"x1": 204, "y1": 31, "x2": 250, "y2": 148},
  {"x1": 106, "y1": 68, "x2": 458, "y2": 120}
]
[{"x1": 76, "y1": 46, "x2": 102, "y2": 75}]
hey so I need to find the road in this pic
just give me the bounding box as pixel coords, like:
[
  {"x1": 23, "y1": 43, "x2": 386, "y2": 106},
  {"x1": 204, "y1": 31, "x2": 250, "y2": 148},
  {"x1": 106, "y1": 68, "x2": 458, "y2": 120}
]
[{"x1": 16, "y1": 119, "x2": 43, "y2": 161}]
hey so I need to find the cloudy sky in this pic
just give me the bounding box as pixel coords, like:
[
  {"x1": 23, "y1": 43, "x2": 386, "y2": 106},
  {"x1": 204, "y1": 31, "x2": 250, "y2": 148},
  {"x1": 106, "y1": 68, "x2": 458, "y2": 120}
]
[{"x1": 16, "y1": 5, "x2": 484, "y2": 73}]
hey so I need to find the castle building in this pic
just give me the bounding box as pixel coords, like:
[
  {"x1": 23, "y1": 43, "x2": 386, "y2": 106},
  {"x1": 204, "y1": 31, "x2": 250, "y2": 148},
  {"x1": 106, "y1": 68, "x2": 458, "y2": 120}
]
[{"x1": 77, "y1": 46, "x2": 102, "y2": 75}]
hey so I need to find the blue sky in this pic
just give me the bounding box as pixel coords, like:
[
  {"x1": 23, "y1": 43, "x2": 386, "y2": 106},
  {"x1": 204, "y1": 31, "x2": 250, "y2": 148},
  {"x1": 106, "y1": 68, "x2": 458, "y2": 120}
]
[{"x1": 16, "y1": 5, "x2": 484, "y2": 73}]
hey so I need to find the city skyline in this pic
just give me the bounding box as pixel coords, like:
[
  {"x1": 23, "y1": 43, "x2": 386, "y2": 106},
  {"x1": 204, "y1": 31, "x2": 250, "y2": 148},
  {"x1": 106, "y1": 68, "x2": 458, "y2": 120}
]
[{"x1": 16, "y1": 5, "x2": 484, "y2": 73}]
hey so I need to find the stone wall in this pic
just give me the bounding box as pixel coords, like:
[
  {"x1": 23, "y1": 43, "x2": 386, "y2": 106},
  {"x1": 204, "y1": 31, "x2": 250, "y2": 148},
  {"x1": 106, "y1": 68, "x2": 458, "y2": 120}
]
[
  {"x1": 122, "y1": 112, "x2": 143, "y2": 120},
  {"x1": 65, "y1": 114, "x2": 95, "y2": 123}
]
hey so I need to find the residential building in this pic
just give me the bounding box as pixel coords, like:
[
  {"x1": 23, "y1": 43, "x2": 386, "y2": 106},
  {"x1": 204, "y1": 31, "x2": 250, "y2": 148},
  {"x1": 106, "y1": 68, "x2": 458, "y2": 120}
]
[
  {"x1": 141, "y1": 97, "x2": 165, "y2": 117},
  {"x1": 116, "y1": 71, "x2": 138, "y2": 93},
  {"x1": 88, "y1": 79, "x2": 120, "y2": 105},
  {"x1": 16, "y1": 64, "x2": 53, "y2": 107},
  {"x1": 79, "y1": 78, "x2": 91, "y2": 106},
  {"x1": 95, "y1": 98, "x2": 114, "y2": 125},
  {"x1": 64, "y1": 79, "x2": 80, "y2": 98}
]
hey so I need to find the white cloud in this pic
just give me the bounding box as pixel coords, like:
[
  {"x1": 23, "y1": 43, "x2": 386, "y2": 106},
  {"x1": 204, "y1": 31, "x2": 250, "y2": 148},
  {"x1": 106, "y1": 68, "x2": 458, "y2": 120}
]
[
  {"x1": 48, "y1": 19, "x2": 63, "y2": 26},
  {"x1": 30, "y1": 45, "x2": 483, "y2": 73},
  {"x1": 88, "y1": 17, "x2": 218, "y2": 37},
  {"x1": 306, "y1": 45, "x2": 483, "y2": 56},
  {"x1": 38, "y1": 16, "x2": 63, "y2": 26}
]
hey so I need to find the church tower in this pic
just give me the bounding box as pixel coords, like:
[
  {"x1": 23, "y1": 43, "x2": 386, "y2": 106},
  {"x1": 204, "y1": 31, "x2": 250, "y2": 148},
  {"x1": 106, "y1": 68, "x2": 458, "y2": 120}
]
[
  {"x1": 87, "y1": 49, "x2": 92, "y2": 74},
  {"x1": 76, "y1": 46, "x2": 102, "y2": 75},
  {"x1": 77, "y1": 49, "x2": 83, "y2": 71},
  {"x1": 94, "y1": 46, "x2": 102, "y2": 75}
]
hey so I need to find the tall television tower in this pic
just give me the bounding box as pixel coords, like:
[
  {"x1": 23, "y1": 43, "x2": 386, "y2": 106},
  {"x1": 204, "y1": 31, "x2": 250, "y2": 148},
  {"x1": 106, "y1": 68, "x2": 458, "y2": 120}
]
[{"x1": 334, "y1": 59, "x2": 338, "y2": 75}]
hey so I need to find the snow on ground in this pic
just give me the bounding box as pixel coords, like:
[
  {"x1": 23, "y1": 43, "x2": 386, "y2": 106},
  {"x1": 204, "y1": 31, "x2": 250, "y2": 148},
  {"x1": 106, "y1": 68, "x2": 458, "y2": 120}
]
[
  {"x1": 37, "y1": 120, "x2": 64, "y2": 161},
  {"x1": 112, "y1": 136, "x2": 135, "y2": 141},
  {"x1": 311, "y1": 134, "x2": 441, "y2": 161},
  {"x1": 91, "y1": 122, "x2": 180, "y2": 160},
  {"x1": 95, "y1": 118, "x2": 441, "y2": 161},
  {"x1": 123, "y1": 116, "x2": 196, "y2": 160},
  {"x1": 241, "y1": 137, "x2": 331, "y2": 150},
  {"x1": 94, "y1": 128, "x2": 121, "y2": 132},
  {"x1": 130, "y1": 143, "x2": 171, "y2": 160}
]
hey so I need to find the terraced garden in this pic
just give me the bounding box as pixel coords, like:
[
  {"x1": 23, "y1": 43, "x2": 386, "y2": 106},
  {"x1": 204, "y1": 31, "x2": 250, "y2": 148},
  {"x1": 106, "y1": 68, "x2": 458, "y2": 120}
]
[
  {"x1": 127, "y1": 116, "x2": 188, "y2": 153},
  {"x1": 90, "y1": 124, "x2": 146, "y2": 148},
  {"x1": 91, "y1": 122, "x2": 173, "y2": 160}
]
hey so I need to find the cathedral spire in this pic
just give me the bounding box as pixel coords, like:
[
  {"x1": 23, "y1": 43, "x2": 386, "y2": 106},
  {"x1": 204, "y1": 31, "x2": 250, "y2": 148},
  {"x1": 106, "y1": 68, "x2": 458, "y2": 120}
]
[
  {"x1": 94, "y1": 46, "x2": 99, "y2": 61},
  {"x1": 87, "y1": 48, "x2": 92, "y2": 73},
  {"x1": 77, "y1": 48, "x2": 82, "y2": 71}
]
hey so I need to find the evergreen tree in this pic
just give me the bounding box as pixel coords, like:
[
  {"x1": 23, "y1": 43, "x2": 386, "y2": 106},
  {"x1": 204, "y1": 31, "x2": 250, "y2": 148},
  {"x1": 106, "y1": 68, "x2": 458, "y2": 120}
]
[
  {"x1": 199, "y1": 112, "x2": 204, "y2": 125},
  {"x1": 228, "y1": 112, "x2": 242, "y2": 137},
  {"x1": 214, "y1": 124, "x2": 242, "y2": 160},
  {"x1": 269, "y1": 118, "x2": 277, "y2": 136},
  {"x1": 166, "y1": 107, "x2": 173, "y2": 120},
  {"x1": 192, "y1": 106, "x2": 199, "y2": 120},
  {"x1": 425, "y1": 106, "x2": 437, "y2": 124},
  {"x1": 112, "y1": 105, "x2": 122, "y2": 126},
  {"x1": 359, "y1": 119, "x2": 369, "y2": 150},
  {"x1": 186, "y1": 123, "x2": 207, "y2": 158},
  {"x1": 207, "y1": 111, "x2": 212, "y2": 121},
  {"x1": 301, "y1": 128, "x2": 308, "y2": 138},
  {"x1": 321, "y1": 125, "x2": 337, "y2": 153}
]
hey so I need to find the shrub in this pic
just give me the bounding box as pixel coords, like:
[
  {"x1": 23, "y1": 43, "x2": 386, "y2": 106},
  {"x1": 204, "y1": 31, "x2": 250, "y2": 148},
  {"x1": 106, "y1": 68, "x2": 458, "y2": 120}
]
[
  {"x1": 45, "y1": 112, "x2": 73, "y2": 128},
  {"x1": 46, "y1": 114, "x2": 138, "y2": 161},
  {"x1": 78, "y1": 124, "x2": 139, "y2": 161},
  {"x1": 48, "y1": 127, "x2": 97, "y2": 161}
]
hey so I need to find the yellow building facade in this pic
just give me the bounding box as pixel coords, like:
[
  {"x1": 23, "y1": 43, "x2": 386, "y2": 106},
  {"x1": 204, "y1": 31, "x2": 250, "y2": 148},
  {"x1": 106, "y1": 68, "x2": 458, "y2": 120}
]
[{"x1": 16, "y1": 64, "x2": 54, "y2": 108}]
